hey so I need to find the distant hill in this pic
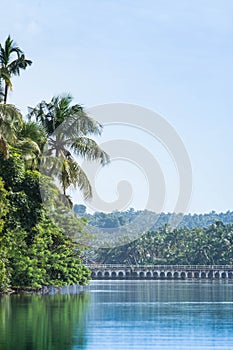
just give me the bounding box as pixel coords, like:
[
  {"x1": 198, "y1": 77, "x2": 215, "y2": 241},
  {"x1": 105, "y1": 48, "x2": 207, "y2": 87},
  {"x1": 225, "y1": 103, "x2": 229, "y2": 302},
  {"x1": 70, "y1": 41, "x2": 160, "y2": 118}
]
[{"x1": 73, "y1": 205, "x2": 233, "y2": 230}]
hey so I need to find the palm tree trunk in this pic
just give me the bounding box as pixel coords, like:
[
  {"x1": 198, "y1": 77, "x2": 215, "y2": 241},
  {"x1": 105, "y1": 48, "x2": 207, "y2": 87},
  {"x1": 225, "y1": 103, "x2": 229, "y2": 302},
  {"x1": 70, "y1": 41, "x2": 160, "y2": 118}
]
[
  {"x1": 62, "y1": 181, "x2": 66, "y2": 196},
  {"x1": 4, "y1": 84, "x2": 8, "y2": 104}
]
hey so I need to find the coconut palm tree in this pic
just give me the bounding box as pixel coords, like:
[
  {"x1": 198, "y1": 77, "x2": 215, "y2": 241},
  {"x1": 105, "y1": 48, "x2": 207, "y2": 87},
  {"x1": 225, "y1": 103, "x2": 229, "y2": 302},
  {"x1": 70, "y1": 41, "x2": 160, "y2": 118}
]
[
  {"x1": 28, "y1": 94, "x2": 110, "y2": 198},
  {"x1": 0, "y1": 35, "x2": 32, "y2": 103},
  {"x1": 0, "y1": 103, "x2": 23, "y2": 158}
]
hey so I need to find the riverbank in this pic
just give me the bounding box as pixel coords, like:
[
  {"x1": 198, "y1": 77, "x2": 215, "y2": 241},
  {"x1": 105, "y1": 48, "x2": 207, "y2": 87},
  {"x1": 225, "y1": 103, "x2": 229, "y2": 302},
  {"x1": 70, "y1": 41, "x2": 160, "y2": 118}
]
[{"x1": 1, "y1": 283, "x2": 89, "y2": 295}]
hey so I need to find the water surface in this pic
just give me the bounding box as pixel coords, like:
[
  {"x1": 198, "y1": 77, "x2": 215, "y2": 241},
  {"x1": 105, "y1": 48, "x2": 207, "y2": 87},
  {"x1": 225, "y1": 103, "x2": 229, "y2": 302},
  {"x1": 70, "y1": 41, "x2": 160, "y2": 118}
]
[{"x1": 0, "y1": 281, "x2": 233, "y2": 349}]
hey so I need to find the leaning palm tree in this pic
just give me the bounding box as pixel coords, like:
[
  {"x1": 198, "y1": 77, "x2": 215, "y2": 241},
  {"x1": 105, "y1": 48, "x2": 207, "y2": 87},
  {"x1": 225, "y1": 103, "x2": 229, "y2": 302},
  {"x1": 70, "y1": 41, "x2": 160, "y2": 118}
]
[
  {"x1": 0, "y1": 103, "x2": 23, "y2": 158},
  {"x1": 0, "y1": 35, "x2": 32, "y2": 103},
  {"x1": 28, "y1": 94, "x2": 109, "y2": 198}
]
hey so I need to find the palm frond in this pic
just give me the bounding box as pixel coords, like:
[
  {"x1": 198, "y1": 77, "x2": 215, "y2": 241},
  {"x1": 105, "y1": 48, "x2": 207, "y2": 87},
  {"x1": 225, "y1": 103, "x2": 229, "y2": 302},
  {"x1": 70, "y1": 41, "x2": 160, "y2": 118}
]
[
  {"x1": 0, "y1": 103, "x2": 22, "y2": 123},
  {"x1": 18, "y1": 121, "x2": 47, "y2": 147},
  {"x1": 17, "y1": 138, "x2": 41, "y2": 157},
  {"x1": 70, "y1": 137, "x2": 110, "y2": 165},
  {"x1": 60, "y1": 158, "x2": 92, "y2": 199},
  {"x1": 40, "y1": 152, "x2": 64, "y2": 177},
  {"x1": 0, "y1": 36, "x2": 22, "y2": 65},
  {"x1": 0, "y1": 103, "x2": 23, "y2": 144},
  {"x1": 60, "y1": 109, "x2": 103, "y2": 137},
  {"x1": 8, "y1": 55, "x2": 32, "y2": 75}
]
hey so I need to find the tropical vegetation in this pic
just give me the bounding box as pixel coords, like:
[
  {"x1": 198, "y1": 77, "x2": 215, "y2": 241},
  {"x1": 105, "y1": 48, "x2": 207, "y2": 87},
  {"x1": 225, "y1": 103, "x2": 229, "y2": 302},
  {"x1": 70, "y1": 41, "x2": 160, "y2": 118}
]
[
  {"x1": 75, "y1": 207, "x2": 233, "y2": 265},
  {"x1": 94, "y1": 222, "x2": 233, "y2": 265},
  {"x1": 0, "y1": 35, "x2": 109, "y2": 292}
]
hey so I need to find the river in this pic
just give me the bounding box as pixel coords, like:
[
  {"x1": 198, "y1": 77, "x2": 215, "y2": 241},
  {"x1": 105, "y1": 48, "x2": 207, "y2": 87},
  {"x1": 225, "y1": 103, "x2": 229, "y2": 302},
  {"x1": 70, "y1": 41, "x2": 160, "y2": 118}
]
[{"x1": 0, "y1": 280, "x2": 233, "y2": 349}]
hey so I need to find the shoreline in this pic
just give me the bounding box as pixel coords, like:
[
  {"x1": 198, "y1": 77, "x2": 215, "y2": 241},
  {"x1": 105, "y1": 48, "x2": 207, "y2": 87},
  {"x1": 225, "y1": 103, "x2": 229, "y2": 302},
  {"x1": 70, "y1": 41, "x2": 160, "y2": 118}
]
[{"x1": 0, "y1": 284, "x2": 89, "y2": 295}]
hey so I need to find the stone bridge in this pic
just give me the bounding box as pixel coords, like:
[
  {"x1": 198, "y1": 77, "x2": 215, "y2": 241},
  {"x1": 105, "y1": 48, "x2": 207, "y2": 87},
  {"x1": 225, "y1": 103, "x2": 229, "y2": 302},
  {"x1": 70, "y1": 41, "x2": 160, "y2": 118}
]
[{"x1": 87, "y1": 264, "x2": 233, "y2": 280}]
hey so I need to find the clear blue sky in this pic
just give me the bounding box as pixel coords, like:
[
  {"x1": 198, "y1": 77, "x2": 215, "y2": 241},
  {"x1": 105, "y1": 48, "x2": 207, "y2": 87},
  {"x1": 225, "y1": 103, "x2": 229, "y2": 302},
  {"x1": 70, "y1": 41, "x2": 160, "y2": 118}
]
[{"x1": 2, "y1": 0, "x2": 233, "y2": 214}]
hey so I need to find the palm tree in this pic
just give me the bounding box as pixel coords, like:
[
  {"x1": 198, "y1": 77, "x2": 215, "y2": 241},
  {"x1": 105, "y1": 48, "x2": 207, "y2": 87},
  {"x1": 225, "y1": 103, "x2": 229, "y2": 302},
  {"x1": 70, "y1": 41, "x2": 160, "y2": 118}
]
[
  {"x1": 0, "y1": 103, "x2": 23, "y2": 158},
  {"x1": 28, "y1": 94, "x2": 110, "y2": 198},
  {"x1": 0, "y1": 35, "x2": 32, "y2": 103}
]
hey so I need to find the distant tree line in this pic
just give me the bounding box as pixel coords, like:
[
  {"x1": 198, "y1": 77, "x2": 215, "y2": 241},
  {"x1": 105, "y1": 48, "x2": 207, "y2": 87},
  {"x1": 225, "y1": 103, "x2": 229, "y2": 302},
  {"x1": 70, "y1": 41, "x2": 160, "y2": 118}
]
[
  {"x1": 93, "y1": 222, "x2": 233, "y2": 265},
  {"x1": 74, "y1": 205, "x2": 233, "y2": 230}
]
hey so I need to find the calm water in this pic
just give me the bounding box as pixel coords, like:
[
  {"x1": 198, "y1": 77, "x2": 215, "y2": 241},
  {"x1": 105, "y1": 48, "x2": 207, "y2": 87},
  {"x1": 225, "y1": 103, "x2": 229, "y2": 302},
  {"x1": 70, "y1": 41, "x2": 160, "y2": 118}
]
[{"x1": 0, "y1": 281, "x2": 233, "y2": 349}]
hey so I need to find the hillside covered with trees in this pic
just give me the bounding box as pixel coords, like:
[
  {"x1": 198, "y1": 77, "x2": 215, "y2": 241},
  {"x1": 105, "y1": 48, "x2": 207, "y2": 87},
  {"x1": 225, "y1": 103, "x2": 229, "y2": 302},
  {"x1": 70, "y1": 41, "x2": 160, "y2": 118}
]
[{"x1": 74, "y1": 205, "x2": 233, "y2": 230}]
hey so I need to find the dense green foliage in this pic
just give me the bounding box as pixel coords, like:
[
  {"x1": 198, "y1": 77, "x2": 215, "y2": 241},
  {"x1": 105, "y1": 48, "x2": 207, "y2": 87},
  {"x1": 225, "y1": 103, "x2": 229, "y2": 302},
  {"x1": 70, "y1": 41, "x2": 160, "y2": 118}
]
[
  {"x1": 0, "y1": 154, "x2": 90, "y2": 291},
  {"x1": 94, "y1": 222, "x2": 233, "y2": 265}
]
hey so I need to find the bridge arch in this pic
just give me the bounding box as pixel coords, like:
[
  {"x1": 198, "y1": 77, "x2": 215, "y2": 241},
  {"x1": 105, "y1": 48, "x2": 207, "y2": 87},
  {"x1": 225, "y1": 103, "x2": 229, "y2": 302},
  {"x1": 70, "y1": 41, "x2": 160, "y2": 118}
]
[
  {"x1": 146, "y1": 271, "x2": 152, "y2": 278},
  {"x1": 221, "y1": 271, "x2": 227, "y2": 279},
  {"x1": 201, "y1": 272, "x2": 207, "y2": 279},
  {"x1": 187, "y1": 272, "x2": 193, "y2": 278},
  {"x1": 160, "y1": 271, "x2": 165, "y2": 279},
  {"x1": 181, "y1": 272, "x2": 186, "y2": 279},
  {"x1": 97, "y1": 271, "x2": 103, "y2": 278},
  {"x1": 118, "y1": 270, "x2": 125, "y2": 278}
]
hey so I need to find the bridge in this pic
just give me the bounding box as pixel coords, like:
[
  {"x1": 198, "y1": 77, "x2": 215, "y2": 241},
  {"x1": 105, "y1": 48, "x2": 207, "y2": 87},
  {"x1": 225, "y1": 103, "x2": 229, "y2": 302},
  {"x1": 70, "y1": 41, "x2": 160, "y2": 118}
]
[{"x1": 87, "y1": 264, "x2": 233, "y2": 280}]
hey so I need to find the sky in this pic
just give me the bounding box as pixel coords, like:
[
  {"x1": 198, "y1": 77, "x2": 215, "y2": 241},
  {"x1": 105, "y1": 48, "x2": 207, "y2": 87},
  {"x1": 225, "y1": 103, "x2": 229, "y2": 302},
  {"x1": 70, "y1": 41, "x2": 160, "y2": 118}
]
[{"x1": 1, "y1": 0, "x2": 233, "y2": 214}]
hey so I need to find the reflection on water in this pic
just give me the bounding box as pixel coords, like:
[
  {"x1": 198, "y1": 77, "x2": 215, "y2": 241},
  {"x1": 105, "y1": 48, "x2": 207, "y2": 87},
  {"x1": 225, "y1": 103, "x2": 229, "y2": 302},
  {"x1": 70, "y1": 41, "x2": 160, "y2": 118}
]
[
  {"x1": 0, "y1": 281, "x2": 233, "y2": 350},
  {"x1": 0, "y1": 291, "x2": 90, "y2": 350}
]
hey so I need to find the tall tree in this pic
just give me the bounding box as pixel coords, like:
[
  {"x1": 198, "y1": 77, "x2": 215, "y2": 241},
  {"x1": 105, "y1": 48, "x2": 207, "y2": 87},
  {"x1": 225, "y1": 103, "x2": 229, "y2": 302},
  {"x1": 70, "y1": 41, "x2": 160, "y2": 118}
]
[
  {"x1": 28, "y1": 94, "x2": 109, "y2": 198},
  {"x1": 0, "y1": 35, "x2": 32, "y2": 103}
]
